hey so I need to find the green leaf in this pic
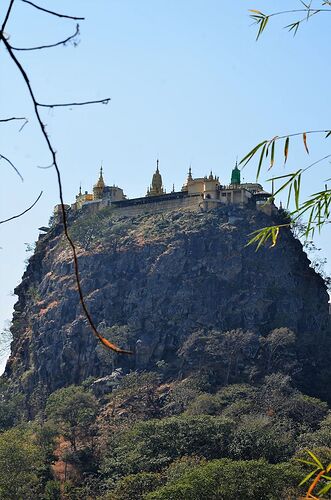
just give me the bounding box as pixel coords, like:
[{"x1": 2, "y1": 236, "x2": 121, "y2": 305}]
[
  {"x1": 299, "y1": 468, "x2": 320, "y2": 487},
  {"x1": 316, "y1": 481, "x2": 331, "y2": 497},
  {"x1": 303, "y1": 132, "x2": 309, "y2": 154},
  {"x1": 286, "y1": 183, "x2": 292, "y2": 209},
  {"x1": 294, "y1": 173, "x2": 301, "y2": 210},
  {"x1": 285, "y1": 21, "x2": 300, "y2": 36},
  {"x1": 256, "y1": 142, "x2": 267, "y2": 180},
  {"x1": 296, "y1": 458, "x2": 318, "y2": 467},
  {"x1": 256, "y1": 17, "x2": 267, "y2": 40},
  {"x1": 270, "y1": 226, "x2": 279, "y2": 247},
  {"x1": 284, "y1": 137, "x2": 289, "y2": 163},
  {"x1": 325, "y1": 130, "x2": 331, "y2": 138},
  {"x1": 307, "y1": 450, "x2": 324, "y2": 469},
  {"x1": 239, "y1": 140, "x2": 268, "y2": 167},
  {"x1": 270, "y1": 140, "x2": 275, "y2": 169}
]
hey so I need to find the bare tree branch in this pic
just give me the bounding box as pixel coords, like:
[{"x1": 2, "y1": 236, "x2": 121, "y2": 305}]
[
  {"x1": 20, "y1": 0, "x2": 84, "y2": 20},
  {"x1": 10, "y1": 23, "x2": 80, "y2": 51},
  {"x1": 0, "y1": 34, "x2": 130, "y2": 355},
  {"x1": 37, "y1": 98, "x2": 111, "y2": 108},
  {"x1": 0, "y1": 117, "x2": 26, "y2": 122},
  {"x1": 0, "y1": 153, "x2": 23, "y2": 181},
  {"x1": 1, "y1": 0, "x2": 15, "y2": 33},
  {"x1": 0, "y1": 191, "x2": 42, "y2": 224}
]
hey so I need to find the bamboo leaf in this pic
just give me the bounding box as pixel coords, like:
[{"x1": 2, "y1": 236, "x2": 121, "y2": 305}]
[
  {"x1": 307, "y1": 450, "x2": 324, "y2": 469},
  {"x1": 284, "y1": 137, "x2": 289, "y2": 163},
  {"x1": 286, "y1": 183, "x2": 292, "y2": 209},
  {"x1": 316, "y1": 481, "x2": 331, "y2": 497},
  {"x1": 256, "y1": 15, "x2": 269, "y2": 40},
  {"x1": 325, "y1": 130, "x2": 331, "y2": 138},
  {"x1": 296, "y1": 459, "x2": 318, "y2": 467},
  {"x1": 294, "y1": 179, "x2": 299, "y2": 210},
  {"x1": 267, "y1": 172, "x2": 298, "y2": 182},
  {"x1": 239, "y1": 140, "x2": 267, "y2": 167},
  {"x1": 306, "y1": 206, "x2": 315, "y2": 237},
  {"x1": 270, "y1": 226, "x2": 279, "y2": 247},
  {"x1": 256, "y1": 143, "x2": 267, "y2": 180},
  {"x1": 270, "y1": 140, "x2": 275, "y2": 169},
  {"x1": 303, "y1": 132, "x2": 309, "y2": 154},
  {"x1": 285, "y1": 21, "x2": 300, "y2": 36},
  {"x1": 249, "y1": 9, "x2": 264, "y2": 14},
  {"x1": 299, "y1": 468, "x2": 320, "y2": 486},
  {"x1": 294, "y1": 173, "x2": 301, "y2": 210}
]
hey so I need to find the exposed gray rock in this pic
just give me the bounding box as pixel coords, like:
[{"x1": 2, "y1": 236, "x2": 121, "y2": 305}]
[{"x1": 3, "y1": 206, "x2": 330, "y2": 414}]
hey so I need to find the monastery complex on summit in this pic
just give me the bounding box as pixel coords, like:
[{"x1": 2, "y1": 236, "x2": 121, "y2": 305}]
[{"x1": 54, "y1": 161, "x2": 276, "y2": 219}]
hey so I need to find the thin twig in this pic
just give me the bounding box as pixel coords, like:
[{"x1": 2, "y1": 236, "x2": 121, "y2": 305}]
[
  {"x1": 0, "y1": 116, "x2": 26, "y2": 122},
  {"x1": 0, "y1": 37, "x2": 130, "y2": 355},
  {"x1": 267, "y1": 129, "x2": 330, "y2": 141},
  {"x1": 1, "y1": 0, "x2": 15, "y2": 33},
  {"x1": 20, "y1": 0, "x2": 84, "y2": 20},
  {"x1": 36, "y1": 163, "x2": 54, "y2": 169},
  {"x1": 37, "y1": 98, "x2": 111, "y2": 108},
  {"x1": 0, "y1": 191, "x2": 42, "y2": 224},
  {"x1": 0, "y1": 153, "x2": 24, "y2": 181},
  {"x1": 18, "y1": 119, "x2": 28, "y2": 131},
  {"x1": 10, "y1": 23, "x2": 80, "y2": 51},
  {"x1": 253, "y1": 8, "x2": 331, "y2": 19}
]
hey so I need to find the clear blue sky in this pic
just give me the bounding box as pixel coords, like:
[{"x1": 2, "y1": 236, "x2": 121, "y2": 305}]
[{"x1": 1, "y1": 0, "x2": 330, "y2": 372}]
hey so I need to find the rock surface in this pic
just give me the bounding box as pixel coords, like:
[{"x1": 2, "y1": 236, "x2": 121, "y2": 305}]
[{"x1": 4, "y1": 205, "x2": 330, "y2": 413}]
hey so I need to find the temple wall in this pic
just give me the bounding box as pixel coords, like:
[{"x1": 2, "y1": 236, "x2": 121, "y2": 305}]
[{"x1": 110, "y1": 195, "x2": 203, "y2": 217}]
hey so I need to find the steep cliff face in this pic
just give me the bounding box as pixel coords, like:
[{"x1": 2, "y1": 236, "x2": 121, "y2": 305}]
[{"x1": 4, "y1": 205, "x2": 330, "y2": 411}]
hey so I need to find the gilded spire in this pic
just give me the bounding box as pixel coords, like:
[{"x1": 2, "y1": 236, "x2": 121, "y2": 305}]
[
  {"x1": 95, "y1": 165, "x2": 105, "y2": 189},
  {"x1": 146, "y1": 160, "x2": 164, "y2": 197},
  {"x1": 93, "y1": 165, "x2": 106, "y2": 200}
]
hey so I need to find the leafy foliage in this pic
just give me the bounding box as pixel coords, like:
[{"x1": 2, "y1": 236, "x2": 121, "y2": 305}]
[
  {"x1": 145, "y1": 458, "x2": 302, "y2": 500},
  {"x1": 0, "y1": 426, "x2": 46, "y2": 500},
  {"x1": 249, "y1": 3, "x2": 331, "y2": 40},
  {"x1": 46, "y1": 385, "x2": 98, "y2": 450}
]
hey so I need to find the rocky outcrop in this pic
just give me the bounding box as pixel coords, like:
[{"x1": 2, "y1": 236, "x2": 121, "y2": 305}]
[{"x1": 4, "y1": 205, "x2": 330, "y2": 413}]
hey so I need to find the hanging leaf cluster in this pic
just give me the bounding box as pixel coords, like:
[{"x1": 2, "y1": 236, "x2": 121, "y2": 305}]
[
  {"x1": 240, "y1": 129, "x2": 331, "y2": 248},
  {"x1": 249, "y1": 2, "x2": 331, "y2": 39}
]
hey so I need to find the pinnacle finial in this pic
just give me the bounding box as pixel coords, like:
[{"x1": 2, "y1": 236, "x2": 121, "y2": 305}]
[
  {"x1": 79, "y1": 183, "x2": 82, "y2": 195},
  {"x1": 156, "y1": 159, "x2": 159, "y2": 172},
  {"x1": 188, "y1": 165, "x2": 192, "y2": 180},
  {"x1": 231, "y1": 158, "x2": 241, "y2": 185}
]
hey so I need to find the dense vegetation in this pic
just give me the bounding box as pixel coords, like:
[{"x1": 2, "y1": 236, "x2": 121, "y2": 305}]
[{"x1": 1, "y1": 362, "x2": 330, "y2": 499}]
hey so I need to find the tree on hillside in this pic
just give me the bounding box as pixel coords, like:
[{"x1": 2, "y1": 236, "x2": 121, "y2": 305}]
[
  {"x1": 46, "y1": 385, "x2": 98, "y2": 451},
  {"x1": 0, "y1": 427, "x2": 45, "y2": 499},
  {"x1": 179, "y1": 329, "x2": 260, "y2": 385}
]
